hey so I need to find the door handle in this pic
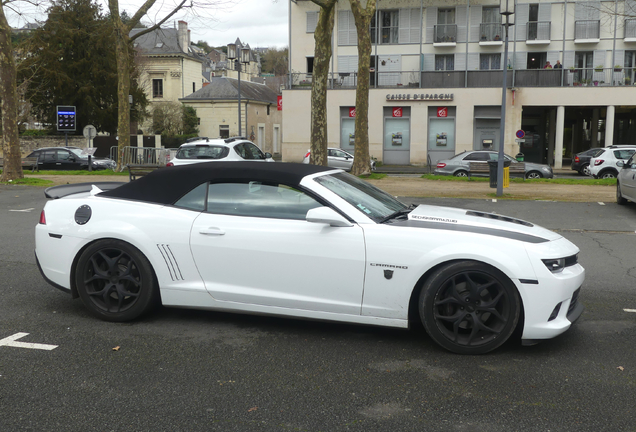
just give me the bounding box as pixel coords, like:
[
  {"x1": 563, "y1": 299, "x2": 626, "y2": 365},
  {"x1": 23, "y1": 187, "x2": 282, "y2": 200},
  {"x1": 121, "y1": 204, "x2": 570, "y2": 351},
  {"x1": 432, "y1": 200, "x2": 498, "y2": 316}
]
[{"x1": 199, "y1": 227, "x2": 225, "y2": 236}]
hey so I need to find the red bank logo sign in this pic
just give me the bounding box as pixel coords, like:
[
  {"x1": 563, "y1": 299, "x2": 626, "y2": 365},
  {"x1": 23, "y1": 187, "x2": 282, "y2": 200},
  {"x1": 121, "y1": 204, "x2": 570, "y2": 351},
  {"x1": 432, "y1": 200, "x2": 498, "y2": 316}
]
[
  {"x1": 349, "y1": 107, "x2": 356, "y2": 117},
  {"x1": 437, "y1": 107, "x2": 448, "y2": 117},
  {"x1": 277, "y1": 96, "x2": 282, "y2": 111},
  {"x1": 393, "y1": 107, "x2": 403, "y2": 117}
]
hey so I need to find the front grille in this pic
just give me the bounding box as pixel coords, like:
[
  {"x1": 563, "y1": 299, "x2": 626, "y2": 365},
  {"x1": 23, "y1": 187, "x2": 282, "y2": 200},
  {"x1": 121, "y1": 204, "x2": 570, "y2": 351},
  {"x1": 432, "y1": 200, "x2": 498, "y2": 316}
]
[{"x1": 568, "y1": 288, "x2": 581, "y2": 315}]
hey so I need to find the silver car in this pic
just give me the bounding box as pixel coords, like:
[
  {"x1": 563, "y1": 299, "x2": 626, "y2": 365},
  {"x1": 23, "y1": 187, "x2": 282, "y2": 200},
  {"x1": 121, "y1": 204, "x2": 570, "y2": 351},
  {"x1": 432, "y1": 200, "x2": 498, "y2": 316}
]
[
  {"x1": 303, "y1": 148, "x2": 376, "y2": 172},
  {"x1": 616, "y1": 153, "x2": 636, "y2": 204},
  {"x1": 434, "y1": 151, "x2": 554, "y2": 179}
]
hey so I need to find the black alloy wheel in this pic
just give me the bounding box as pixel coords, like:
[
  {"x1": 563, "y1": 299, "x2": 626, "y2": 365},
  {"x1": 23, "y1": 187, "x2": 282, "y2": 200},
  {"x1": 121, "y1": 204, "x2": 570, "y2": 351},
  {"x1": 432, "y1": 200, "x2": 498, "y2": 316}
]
[
  {"x1": 420, "y1": 261, "x2": 520, "y2": 355},
  {"x1": 75, "y1": 239, "x2": 157, "y2": 322}
]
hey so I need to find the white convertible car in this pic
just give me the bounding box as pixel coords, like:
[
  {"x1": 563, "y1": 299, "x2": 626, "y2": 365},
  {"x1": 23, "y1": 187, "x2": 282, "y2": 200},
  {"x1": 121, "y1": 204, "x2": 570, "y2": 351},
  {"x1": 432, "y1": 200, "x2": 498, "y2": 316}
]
[{"x1": 35, "y1": 163, "x2": 584, "y2": 354}]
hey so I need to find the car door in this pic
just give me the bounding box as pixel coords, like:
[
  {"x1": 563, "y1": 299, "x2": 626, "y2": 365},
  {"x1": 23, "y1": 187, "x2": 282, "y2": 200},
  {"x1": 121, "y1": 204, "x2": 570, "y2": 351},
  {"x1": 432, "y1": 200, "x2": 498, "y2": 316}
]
[
  {"x1": 189, "y1": 181, "x2": 366, "y2": 315},
  {"x1": 462, "y1": 152, "x2": 490, "y2": 174},
  {"x1": 618, "y1": 155, "x2": 636, "y2": 201},
  {"x1": 328, "y1": 149, "x2": 353, "y2": 170},
  {"x1": 38, "y1": 150, "x2": 57, "y2": 170},
  {"x1": 54, "y1": 149, "x2": 82, "y2": 170}
]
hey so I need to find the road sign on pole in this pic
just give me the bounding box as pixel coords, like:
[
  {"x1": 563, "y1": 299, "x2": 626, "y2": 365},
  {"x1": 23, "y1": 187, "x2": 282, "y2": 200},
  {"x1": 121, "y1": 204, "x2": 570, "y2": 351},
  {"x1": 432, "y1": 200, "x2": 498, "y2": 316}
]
[{"x1": 57, "y1": 106, "x2": 76, "y2": 132}]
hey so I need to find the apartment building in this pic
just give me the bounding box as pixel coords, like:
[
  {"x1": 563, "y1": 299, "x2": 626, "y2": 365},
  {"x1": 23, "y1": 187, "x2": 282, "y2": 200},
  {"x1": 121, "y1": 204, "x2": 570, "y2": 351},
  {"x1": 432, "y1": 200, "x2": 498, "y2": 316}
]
[{"x1": 283, "y1": 0, "x2": 636, "y2": 167}]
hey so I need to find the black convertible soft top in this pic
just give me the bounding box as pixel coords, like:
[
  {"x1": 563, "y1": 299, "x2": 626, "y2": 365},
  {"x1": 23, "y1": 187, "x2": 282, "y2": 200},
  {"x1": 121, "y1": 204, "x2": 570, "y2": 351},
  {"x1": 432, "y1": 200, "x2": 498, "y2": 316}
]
[{"x1": 99, "y1": 162, "x2": 336, "y2": 205}]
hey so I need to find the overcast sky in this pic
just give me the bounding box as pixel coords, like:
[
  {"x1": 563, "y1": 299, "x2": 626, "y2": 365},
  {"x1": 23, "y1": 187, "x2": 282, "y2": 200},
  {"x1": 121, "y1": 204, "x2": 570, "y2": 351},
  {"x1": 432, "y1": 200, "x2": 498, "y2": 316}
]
[{"x1": 8, "y1": 0, "x2": 289, "y2": 49}]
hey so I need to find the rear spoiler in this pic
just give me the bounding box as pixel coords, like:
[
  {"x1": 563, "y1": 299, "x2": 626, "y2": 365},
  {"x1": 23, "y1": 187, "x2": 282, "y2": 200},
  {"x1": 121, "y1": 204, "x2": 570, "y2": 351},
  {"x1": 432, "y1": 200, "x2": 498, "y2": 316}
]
[{"x1": 44, "y1": 182, "x2": 126, "y2": 199}]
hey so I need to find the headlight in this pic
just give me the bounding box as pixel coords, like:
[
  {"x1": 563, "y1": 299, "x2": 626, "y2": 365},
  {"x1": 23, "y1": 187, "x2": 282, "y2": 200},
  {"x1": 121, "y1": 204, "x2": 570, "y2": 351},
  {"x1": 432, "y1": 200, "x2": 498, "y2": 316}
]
[{"x1": 542, "y1": 254, "x2": 578, "y2": 273}]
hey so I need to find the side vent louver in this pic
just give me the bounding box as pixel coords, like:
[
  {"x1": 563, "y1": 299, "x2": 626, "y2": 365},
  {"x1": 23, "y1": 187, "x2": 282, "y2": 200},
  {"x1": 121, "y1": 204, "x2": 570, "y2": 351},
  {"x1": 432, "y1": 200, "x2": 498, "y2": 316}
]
[
  {"x1": 466, "y1": 211, "x2": 534, "y2": 227},
  {"x1": 157, "y1": 244, "x2": 184, "y2": 281}
]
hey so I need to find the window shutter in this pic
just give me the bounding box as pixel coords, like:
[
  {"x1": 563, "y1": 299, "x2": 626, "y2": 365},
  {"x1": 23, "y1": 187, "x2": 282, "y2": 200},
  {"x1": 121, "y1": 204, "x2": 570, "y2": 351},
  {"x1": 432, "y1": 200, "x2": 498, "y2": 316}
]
[
  {"x1": 468, "y1": 53, "x2": 480, "y2": 70},
  {"x1": 593, "y1": 50, "x2": 605, "y2": 68},
  {"x1": 614, "y1": 50, "x2": 625, "y2": 67},
  {"x1": 538, "y1": 3, "x2": 552, "y2": 22},
  {"x1": 469, "y1": 6, "x2": 482, "y2": 42},
  {"x1": 514, "y1": 51, "x2": 527, "y2": 69},
  {"x1": 515, "y1": 4, "x2": 529, "y2": 42},
  {"x1": 349, "y1": 11, "x2": 358, "y2": 45},
  {"x1": 306, "y1": 11, "x2": 318, "y2": 33},
  {"x1": 425, "y1": 7, "x2": 437, "y2": 43},
  {"x1": 338, "y1": 10, "x2": 349, "y2": 45},
  {"x1": 455, "y1": 53, "x2": 467, "y2": 71},
  {"x1": 410, "y1": 8, "x2": 422, "y2": 43},
  {"x1": 423, "y1": 54, "x2": 435, "y2": 71},
  {"x1": 563, "y1": 51, "x2": 575, "y2": 68},
  {"x1": 399, "y1": 9, "x2": 411, "y2": 43},
  {"x1": 457, "y1": 5, "x2": 468, "y2": 43}
]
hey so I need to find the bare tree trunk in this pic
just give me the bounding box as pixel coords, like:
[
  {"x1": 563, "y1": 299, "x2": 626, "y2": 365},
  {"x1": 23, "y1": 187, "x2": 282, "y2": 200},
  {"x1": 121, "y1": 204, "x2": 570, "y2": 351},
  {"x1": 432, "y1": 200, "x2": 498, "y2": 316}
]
[
  {"x1": 349, "y1": 0, "x2": 376, "y2": 176},
  {"x1": 309, "y1": 1, "x2": 336, "y2": 167},
  {"x1": 114, "y1": 20, "x2": 131, "y2": 170},
  {"x1": 0, "y1": 6, "x2": 23, "y2": 181}
]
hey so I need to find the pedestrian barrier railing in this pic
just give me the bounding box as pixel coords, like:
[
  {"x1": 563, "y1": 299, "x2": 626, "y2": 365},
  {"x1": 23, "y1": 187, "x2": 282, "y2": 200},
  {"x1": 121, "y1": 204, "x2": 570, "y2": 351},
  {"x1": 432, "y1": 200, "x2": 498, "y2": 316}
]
[{"x1": 110, "y1": 146, "x2": 172, "y2": 171}]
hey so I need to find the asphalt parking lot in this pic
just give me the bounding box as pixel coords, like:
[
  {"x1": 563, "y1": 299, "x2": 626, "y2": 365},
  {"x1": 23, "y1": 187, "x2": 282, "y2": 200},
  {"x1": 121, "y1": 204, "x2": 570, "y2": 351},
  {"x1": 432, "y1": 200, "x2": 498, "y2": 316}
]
[{"x1": 1, "y1": 185, "x2": 635, "y2": 432}]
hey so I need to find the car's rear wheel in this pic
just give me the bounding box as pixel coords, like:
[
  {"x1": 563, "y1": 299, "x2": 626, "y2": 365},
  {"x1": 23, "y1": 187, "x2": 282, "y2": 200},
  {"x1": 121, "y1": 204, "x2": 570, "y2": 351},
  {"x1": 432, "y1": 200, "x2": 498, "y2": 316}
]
[
  {"x1": 454, "y1": 170, "x2": 468, "y2": 177},
  {"x1": 617, "y1": 181, "x2": 628, "y2": 205},
  {"x1": 75, "y1": 240, "x2": 157, "y2": 322},
  {"x1": 419, "y1": 261, "x2": 520, "y2": 355},
  {"x1": 600, "y1": 170, "x2": 617, "y2": 179},
  {"x1": 580, "y1": 164, "x2": 591, "y2": 176},
  {"x1": 525, "y1": 171, "x2": 542, "y2": 179}
]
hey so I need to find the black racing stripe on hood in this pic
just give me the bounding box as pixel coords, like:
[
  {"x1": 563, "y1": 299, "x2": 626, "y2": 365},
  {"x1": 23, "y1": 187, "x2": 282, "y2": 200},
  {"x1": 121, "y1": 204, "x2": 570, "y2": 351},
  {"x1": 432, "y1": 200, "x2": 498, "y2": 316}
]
[{"x1": 392, "y1": 220, "x2": 549, "y2": 244}]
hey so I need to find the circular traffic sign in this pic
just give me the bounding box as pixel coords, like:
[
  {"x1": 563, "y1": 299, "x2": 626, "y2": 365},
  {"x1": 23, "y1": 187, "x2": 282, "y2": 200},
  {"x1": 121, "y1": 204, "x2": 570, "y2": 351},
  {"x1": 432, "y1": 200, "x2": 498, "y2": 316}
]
[
  {"x1": 83, "y1": 125, "x2": 97, "y2": 140},
  {"x1": 516, "y1": 129, "x2": 525, "y2": 139}
]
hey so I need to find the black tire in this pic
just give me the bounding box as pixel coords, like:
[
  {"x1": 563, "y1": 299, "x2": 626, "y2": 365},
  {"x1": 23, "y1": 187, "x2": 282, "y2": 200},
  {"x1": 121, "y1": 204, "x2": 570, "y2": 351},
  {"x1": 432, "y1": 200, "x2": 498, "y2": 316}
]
[
  {"x1": 580, "y1": 163, "x2": 591, "y2": 176},
  {"x1": 525, "y1": 171, "x2": 542, "y2": 179},
  {"x1": 454, "y1": 170, "x2": 468, "y2": 177},
  {"x1": 75, "y1": 239, "x2": 157, "y2": 322},
  {"x1": 600, "y1": 170, "x2": 617, "y2": 179},
  {"x1": 617, "y1": 181, "x2": 628, "y2": 205},
  {"x1": 419, "y1": 261, "x2": 520, "y2": 355}
]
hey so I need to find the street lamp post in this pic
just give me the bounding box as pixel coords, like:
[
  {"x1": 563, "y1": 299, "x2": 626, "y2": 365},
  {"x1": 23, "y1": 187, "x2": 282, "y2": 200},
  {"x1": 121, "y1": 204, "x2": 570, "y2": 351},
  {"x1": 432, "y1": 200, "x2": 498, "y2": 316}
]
[
  {"x1": 497, "y1": 0, "x2": 514, "y2": 196},
  {"x1": 227, "y1": 42, "x2": 251, "y2": 137}
]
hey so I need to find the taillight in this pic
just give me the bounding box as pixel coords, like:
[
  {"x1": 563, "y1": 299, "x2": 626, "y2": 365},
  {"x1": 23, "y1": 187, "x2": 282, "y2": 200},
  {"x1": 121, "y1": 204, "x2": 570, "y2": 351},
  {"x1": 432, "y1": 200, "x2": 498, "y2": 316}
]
[
  {"x1": 304, "y1": 152, "x2": 311, "y2": 159},
  {"x1": 437, "y1": 162, "x2": 446, "y2": 168},
  {"x1": 594, "y1": 159, "x2": 604, "y2": 166},
  {"x1": 574, "y1": 156, "x2": 580, "y2": 163},
  {"x1": 39, "y1": 210, "x2": 46, "y2": 225},
  {"x1": 166, "y1": 162, "x2": 174, "y2": 167}
]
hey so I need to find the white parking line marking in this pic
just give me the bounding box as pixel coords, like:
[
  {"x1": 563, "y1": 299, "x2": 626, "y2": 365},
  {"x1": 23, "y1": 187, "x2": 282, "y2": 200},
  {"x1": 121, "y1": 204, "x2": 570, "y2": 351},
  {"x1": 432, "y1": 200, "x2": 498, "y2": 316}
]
[
  {"x1": 598, "y1": 202, "x2": 605, "y2": 206},
  {"x1": 9, "y1": 208, "x2": 35, "y2": 212},
  {"x1": 624, "y1": 309, "x2": 636, "y2": 313},
  {"x1": 0, "y1": 333, "x2": 58, "y2": 350}
]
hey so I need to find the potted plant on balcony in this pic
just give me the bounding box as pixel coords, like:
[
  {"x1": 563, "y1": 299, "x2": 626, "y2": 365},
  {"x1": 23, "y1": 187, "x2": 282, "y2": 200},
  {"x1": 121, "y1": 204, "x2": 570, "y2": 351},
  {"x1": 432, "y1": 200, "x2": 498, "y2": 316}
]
[
  {"x1": 569, "y1": 66, "x2": 575, "y2": 73},
  {"x1": 625, "y1": 76, "x2": 632, "y2": 85},
  {"x1": 593, "y1": 80, "x2": 599, "y2": 86},
  {"x1": 614, "y1": 65, "x2": 623, "y2": 72},
  {"x1": 595, "y1": 65, "x2": 603, "y2": 72}
]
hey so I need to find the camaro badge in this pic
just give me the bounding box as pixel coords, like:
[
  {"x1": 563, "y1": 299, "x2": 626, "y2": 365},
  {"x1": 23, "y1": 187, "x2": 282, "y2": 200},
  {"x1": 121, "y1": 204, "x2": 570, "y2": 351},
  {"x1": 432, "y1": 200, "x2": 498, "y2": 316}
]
[{"x1": 384, "y1": 270, "x2": 394, "y2": 280}]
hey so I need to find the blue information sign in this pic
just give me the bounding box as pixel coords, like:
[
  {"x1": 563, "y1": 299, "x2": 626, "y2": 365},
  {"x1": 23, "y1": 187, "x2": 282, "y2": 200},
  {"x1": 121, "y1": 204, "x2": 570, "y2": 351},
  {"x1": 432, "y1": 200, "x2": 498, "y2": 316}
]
[{"x1": 57, "y1": 106, "x2": 76, "y2": 132}]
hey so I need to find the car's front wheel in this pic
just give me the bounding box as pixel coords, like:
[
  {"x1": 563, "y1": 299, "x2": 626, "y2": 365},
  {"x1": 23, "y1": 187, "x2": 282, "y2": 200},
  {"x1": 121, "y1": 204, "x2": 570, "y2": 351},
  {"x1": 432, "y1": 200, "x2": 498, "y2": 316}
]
[
  {"x1": 454, "y1": 170, "x2": 468, "y2": 177},
  {"x1": 525, "y1": 171, "x2": 542, "y2": 179},
  {"x1": 419, "y1": 261, "x2": 520, "y2": 355},
  {"x1": 75, "y1": 239, "x2": 158, "y2": 322},
  {"x1": 617, "y1": 181, "x2": 628, "y2": 205}
]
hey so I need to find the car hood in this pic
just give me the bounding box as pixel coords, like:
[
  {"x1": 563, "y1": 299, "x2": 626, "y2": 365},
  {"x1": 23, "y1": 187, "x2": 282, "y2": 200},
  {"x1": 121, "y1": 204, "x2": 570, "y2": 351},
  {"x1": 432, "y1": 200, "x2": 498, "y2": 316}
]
[{"x1": 395, "y1": 204, "x2": 562, "y2": 243}]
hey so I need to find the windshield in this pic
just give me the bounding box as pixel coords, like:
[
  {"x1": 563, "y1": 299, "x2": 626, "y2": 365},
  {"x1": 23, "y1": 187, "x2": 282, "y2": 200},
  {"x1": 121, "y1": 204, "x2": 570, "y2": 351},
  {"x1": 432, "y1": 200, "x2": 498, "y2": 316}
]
[
  {"x1": 177, "y1": 145, "x2": 229, "y2": 160},
  {"x1": 69, "y1": 148, "x2": 85, "y2": 158},
  {"x1": 313, "y1": 172, "x2": 407, "y2": 222}
]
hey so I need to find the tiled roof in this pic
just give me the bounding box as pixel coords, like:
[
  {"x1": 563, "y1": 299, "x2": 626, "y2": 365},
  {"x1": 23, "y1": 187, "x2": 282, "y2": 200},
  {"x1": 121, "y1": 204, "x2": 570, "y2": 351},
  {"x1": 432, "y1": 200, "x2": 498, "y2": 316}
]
[{"x1": 180, "y1": 76, "x2": 279, "y2": 103}]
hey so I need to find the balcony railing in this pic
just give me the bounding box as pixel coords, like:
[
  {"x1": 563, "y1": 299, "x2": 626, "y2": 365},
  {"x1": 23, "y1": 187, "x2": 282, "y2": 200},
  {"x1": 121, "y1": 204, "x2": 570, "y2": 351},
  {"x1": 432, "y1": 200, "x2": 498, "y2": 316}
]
[
  {"x1": 434, "y1": 24, "x2": 457, "y2": 43},
  {"x1": 625, "y1": 19, "x2": 636, "y2": 39},
  {"x1": 286, "y1": 68, "x2": 635, "y2": 90},
  {"x1": 575, "y1": 20, "x2": 600, "y2": 40},
  {"x1": 479, "y1": 23, "x2": 504, "y2": 42},
  {"x1": 527, "y1": 21, "x2": 551, "y2": 41}
]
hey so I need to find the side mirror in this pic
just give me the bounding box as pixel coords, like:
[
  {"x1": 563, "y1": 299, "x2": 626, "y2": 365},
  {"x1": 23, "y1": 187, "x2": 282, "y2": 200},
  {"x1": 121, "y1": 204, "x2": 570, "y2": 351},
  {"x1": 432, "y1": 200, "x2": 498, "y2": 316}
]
[
  {"x1": 264, "y1": 152, "x2": 273, "y2": 159},
  {"x1": 69, "y1": 156, "x2": 76, "y2": 162},
  {"x1": 617, "y1": 161, "x2": 625, "y2": 168},
  {"x1": 306, "y1": 206, "x2": 353, "y2": 227}
]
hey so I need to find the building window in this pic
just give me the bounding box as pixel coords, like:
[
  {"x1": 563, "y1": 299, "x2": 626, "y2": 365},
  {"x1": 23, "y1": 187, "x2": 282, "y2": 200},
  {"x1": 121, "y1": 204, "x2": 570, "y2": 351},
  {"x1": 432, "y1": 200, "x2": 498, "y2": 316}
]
[
  {"x1": 193, "y1": 83, "x2": 196, "y2": 93},
  {"x1": 197, "y1": 118, "x2": 201, "y2": 125},
  {"x1": 435, "y1": 8, "x2": 457, "y2": 43},
  {"x1": 480, "y1": 7, "x2": 502, "y2": 41},
  {"x1": 219, "y1": 125, "x2": 229, "y2": 138},
  {"x1": 371, "y1": 10, "x2": 399, "y2": 44},
  {"x1": 435, "y1": 55, "x2": 454, "y2": 71},
  {"x1": 307, "y1": 57, "x2": 314, "y2": 75},
  {"x1": 267, "y1": 105, "x2": 270, "y2": 115},
  {"x1": 480, "y1": 54, "x2": 501, "y2": 70},
  {"x1": 152, "y1": 79, "x2": 163, "y2": 98}
]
